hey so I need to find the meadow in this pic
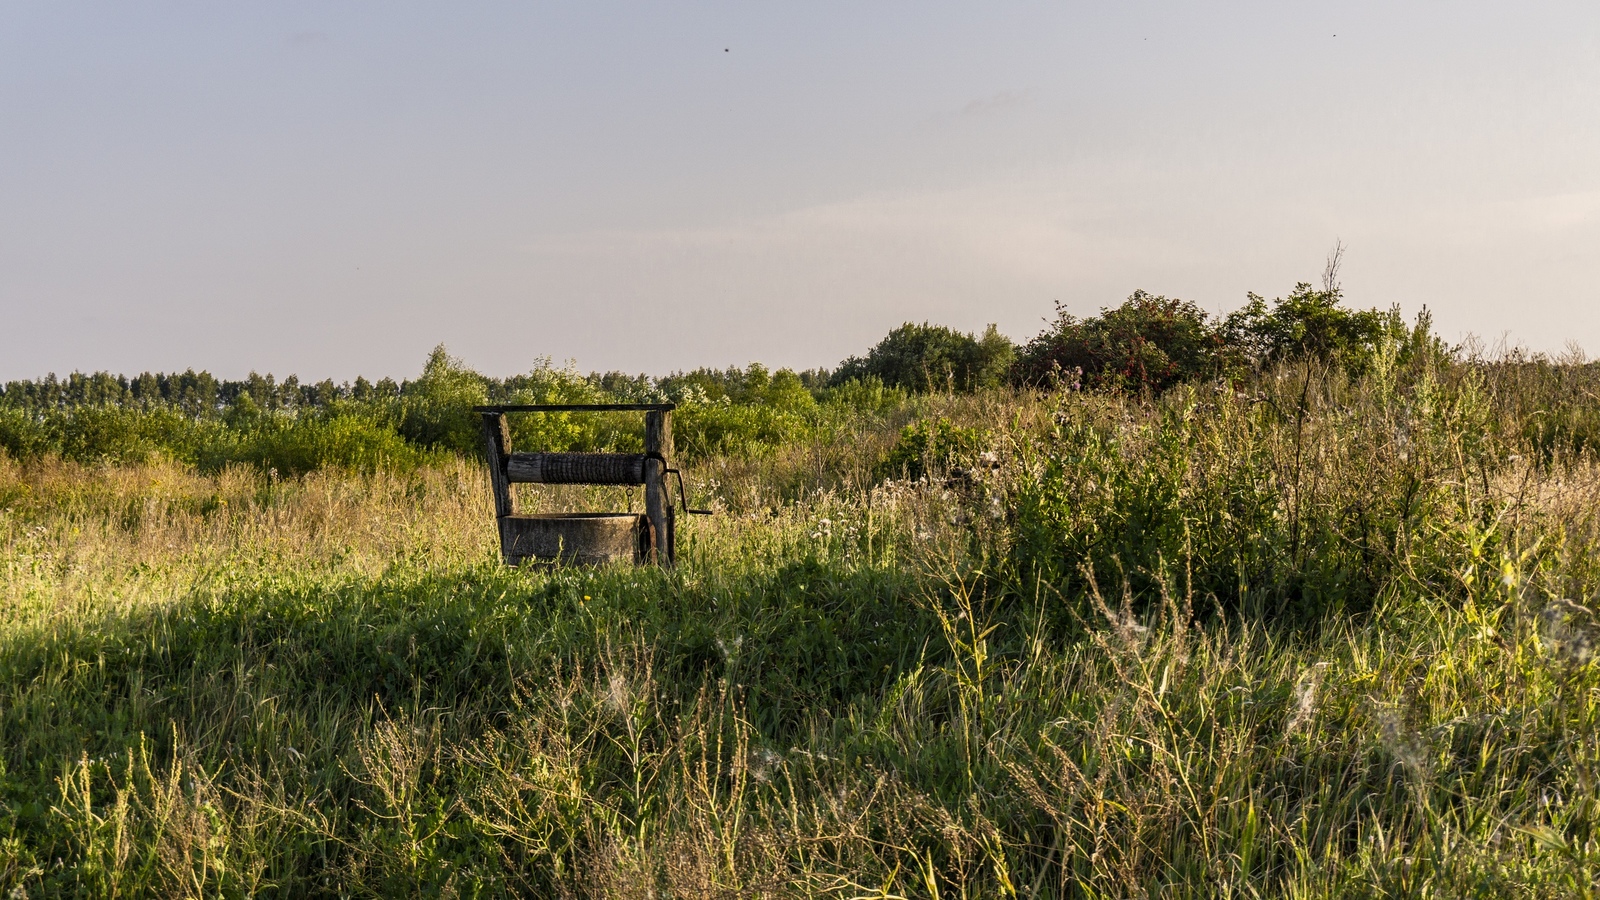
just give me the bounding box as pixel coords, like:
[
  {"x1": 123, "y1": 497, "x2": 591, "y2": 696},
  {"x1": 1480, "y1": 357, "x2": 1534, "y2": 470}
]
[{"x1": 3, "y1": 307, "x2": 1600, "y2": 896}]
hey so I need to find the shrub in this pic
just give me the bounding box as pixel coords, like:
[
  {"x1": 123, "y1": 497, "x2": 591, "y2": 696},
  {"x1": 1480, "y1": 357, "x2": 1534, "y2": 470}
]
[
  {"x1": 1012, "y1": 292, "x2": 1220, "y2": 393},
  {"x1": 499, "y1": 359, "x2": 624, "y2": 453},
  {"x1": 1218, "y1": 284, "x2": 1426, "y2": 374},
  {"x1": 663, "y1": 365, "x2": 821, "y2": 460},
  {"x1": 0, "y1": 407, "x2": 47, "y2": 461},
  {"x1": 876, "y1": 418, "x2": 990, "y2": 481},
  {"x1": 816, "y1": 376, "x2": 910, "y2": 416},
  {"x1": 833, "y1": 323, "x2": 1014, "y2": 394},
  {"x1": 211, "y1": 411, "x2": 429, "y2": 476},
  {"x1": 0, "y1": 406, "x2": 218, "y2": 466},
  {"x1": 1008, "y1": 356, "x2": 1502, "y2": 623}
]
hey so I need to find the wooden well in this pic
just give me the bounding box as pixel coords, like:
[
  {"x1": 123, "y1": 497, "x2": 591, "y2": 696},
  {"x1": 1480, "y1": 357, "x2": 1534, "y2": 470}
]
[{"x1": 476, "y1": 404, "x2": 679, "y2": 566}]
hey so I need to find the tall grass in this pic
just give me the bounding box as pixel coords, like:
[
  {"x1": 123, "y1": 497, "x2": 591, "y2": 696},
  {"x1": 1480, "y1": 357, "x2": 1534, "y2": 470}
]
[{"x1": 1, "y1": 352, "x2": 1598, "y2": 896}]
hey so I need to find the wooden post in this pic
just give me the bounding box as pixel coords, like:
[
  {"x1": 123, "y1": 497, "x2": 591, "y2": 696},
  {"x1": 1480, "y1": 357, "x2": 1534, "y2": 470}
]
[
  {"x1": 643, "y1": 410, "x2": 673, "y2": 566},
  {"x1": 479, "y1": 413, "x2": 515, "y2": 519},
  {"x1": 660, "y1": 411, "x2": 675, "y2": 566}
]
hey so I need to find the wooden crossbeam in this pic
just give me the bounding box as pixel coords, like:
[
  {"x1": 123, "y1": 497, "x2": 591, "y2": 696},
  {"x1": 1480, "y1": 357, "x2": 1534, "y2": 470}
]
[{"x1": 472, "y1": 403, "x2": 675, "y2": 413}]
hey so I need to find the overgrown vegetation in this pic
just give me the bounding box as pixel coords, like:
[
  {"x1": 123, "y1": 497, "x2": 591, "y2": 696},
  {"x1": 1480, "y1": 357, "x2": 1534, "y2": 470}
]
[{"x1": 2, "y1": 282, "x2": 1599, "y2": 896}]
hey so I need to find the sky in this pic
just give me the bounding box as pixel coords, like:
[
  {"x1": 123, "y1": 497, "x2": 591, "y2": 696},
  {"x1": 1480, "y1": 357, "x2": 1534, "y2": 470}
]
[{"x1": 3, "y1": 1, "x2": 1599, "y2": 382}]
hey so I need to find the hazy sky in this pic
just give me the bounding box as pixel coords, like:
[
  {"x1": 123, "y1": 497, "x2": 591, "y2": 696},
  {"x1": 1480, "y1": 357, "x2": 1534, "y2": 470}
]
[{"x1": 3, "y1": 2, "x2": 1598, "y2": 381}]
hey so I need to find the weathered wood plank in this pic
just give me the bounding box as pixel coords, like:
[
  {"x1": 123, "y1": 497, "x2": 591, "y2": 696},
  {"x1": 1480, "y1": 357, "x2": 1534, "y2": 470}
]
[
  {"x1": 506, "y1": 452, "x2": 646, "y2": 485},
  {"x1": 643, "y1": 410, "x2": 674, "y2": 566},
  {"x1": 473, "y1": 403, "x2": 675, "y2": 413},
  {"x1": 642, "y1": 457, "x2": 668, "y2": 565},
  {"x1": 479, "y1": 413, "x2": 515, "y2": 520},
  {"x1": 645, "y1": 409, "x2": 674, "y2": 461}
]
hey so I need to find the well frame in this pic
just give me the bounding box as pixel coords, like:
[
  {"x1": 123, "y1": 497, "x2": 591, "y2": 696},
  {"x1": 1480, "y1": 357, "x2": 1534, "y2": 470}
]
[{"x1": 475, "y1": 403, "x2": 678, "y2": 566}]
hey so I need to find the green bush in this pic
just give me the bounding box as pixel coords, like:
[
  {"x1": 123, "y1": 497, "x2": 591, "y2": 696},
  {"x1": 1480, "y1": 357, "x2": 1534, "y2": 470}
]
[
  {"x1": 833, "y1": 322, "x2": 1014, "y2": 393},
  {"x1": 0, "y1": 406, "x2": 218, "y2": 466},
  {"x1": 672, "y1": 400, "x2": 812, "y2": 460},
  {"x1": 876, "y1": 418, "x2": 990, "y2": 481},
  {"x1": 498, "y1": 359, "x2": 625, "y2": 454},
  {"x1": 212, "y1": 411, "x2": 430, "y2": 476},
  {"x1": 1218, "y1": 283, "x2": 1420, "y2": 373},
  {"x1": 815, "y1": 375, "x2": 909, "y2": 415},
  {"x1": 0, "y1": 407, "x2": 47, "y2": 461},
  {"x1": 1013, "y1": 291, "x2": 1220, "y2": 392},
  {"x1": 668, "y1": 365, "x2": 820, "y2": 459}
]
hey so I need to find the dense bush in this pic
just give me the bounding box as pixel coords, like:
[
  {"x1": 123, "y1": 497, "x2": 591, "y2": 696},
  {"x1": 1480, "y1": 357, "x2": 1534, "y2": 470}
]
[
  {"x1": 0, "y1": 402, "x2": 428, "y2": 475},
  {"x1": 814, "y1": 375, "x2": 909, "y2": 416},
  {"x1": 394, "y1": 345, "x2": 491, "y2": 455},
  {"x1": 1013, "y1": 291, "x2": 1220, "y2": 392},
  {"x1": 0, "y1": 406, "x2": 219, "y2": 466},
  {"x1": 1218, "y1": 283, "x2": 1432, "y2": 373},
  {"x1": 832, "y1": 322, "x2": 1014, "y2": 393},
  {"x1": 218, "y1": 410, "x2": 431, "y2": 475},
  {"x1": 1013, "y1": 284, "x2": 1440, "y2": 393},
  {"x1": 876, "y1": 418, "x2": 990, "y2": 481},
  {"x1": 670, "y1": 365, "x2": 822, "y2": 459}
]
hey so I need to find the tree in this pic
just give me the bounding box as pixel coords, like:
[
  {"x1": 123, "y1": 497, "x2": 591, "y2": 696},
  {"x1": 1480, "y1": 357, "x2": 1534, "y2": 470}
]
[
  {"x1": 832, "y1": 322, "x2": 1015, "y2": 393},
  {"x1": 397, "y1": 345, "x2": 489, "y2": 453}
]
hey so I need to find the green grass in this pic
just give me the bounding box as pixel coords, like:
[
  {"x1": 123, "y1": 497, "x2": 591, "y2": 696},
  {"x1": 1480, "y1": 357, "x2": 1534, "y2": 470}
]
[{"x1": 1, "y1": 357, "x2": 1598, "y2": 897}]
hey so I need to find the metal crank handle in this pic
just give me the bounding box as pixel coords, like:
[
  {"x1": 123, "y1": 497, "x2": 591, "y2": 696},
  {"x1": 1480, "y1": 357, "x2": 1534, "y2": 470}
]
[{"x1": 665, "y1": 468, "x2": 714, "y2": 515}]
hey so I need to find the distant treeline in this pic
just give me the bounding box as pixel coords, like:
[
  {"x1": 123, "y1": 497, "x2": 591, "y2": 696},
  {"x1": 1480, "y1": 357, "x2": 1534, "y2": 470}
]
[
  {"x1": 0, "y1": 364, "x2": 824, "y2": 416},
  {"x1": 1, "y1": 281, "x2": 1433, "y2": 414},
  {"x1": 0, "y1": 369, "x2": 401, "y2": 415},
  {"x1": 15, "y1": 279, "x2": 1588, "y2": 473}
]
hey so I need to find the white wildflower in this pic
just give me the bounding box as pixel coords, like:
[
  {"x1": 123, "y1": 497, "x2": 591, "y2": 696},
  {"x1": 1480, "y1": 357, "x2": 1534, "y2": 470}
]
[{"x1": 1539, "y1": 599, "x2": 1598, "y2": 665}]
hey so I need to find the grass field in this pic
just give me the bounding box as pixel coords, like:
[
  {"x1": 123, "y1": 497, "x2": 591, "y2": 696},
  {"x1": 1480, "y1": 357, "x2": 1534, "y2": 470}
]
[{"x1": 2, "y1": 352, "x2": 1599, "y2": 897}]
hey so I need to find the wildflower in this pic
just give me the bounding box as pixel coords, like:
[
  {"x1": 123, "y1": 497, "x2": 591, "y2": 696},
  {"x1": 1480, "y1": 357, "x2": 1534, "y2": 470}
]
[
  {"x1": 1539, "y1": 598, "x2": 1598, "y2": 665},
  {"x1": 749, "y1": 747, "x2": 781, "y2": 783},
  {"x1": 1286, "y1": 662, "x2": 1330, "y2": 735},
  {"x1": 1376, "y1": 708, "x2": 1431, "y2": 779},
  {"x1": 606, "y1": 673, "x2": 630, "y2": 713}
]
